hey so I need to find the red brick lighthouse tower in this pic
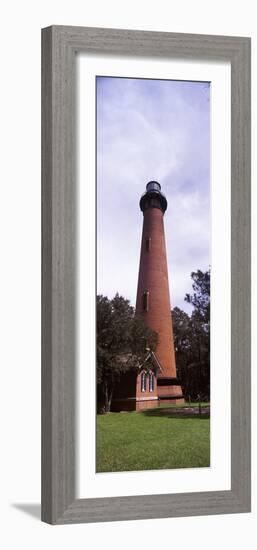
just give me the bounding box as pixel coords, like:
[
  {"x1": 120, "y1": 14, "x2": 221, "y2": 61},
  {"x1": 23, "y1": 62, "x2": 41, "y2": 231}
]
[{"x1": 136, "y1": 181, "x2": 184, "y2": 404}]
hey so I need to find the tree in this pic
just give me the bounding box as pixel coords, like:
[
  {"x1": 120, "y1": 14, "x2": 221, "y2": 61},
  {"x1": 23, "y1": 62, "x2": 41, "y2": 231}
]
[
  {"x1": 185, "y1": 269, "x2": 210, "y2": 325},
  {"x1": 186, "y1": 269, "x2": 210, "y2": 400},
  {"x1": 97, "y1": 293, "x2": 158, "y2": 413},
  {"x1": 172, "y1": 269, "x2": 210, "y2": 401},
  {"x1": 172, "y1": 307, "x2": 193, "y2": 397}
]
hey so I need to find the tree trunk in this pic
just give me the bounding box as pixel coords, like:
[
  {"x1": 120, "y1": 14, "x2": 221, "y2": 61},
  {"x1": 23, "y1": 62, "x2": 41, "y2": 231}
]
[
  {"x1": 107, "y1": 389, "x2": 113, "y2": 413},
  {"x1": 103, "y1": 381, "x2": 113, "y2": 413}
]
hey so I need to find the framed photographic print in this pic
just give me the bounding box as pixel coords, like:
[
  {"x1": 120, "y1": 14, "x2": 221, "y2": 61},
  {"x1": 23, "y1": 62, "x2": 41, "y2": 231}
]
[{"x1": 41, "y1": 25, "x2": 251, "y2": 524}]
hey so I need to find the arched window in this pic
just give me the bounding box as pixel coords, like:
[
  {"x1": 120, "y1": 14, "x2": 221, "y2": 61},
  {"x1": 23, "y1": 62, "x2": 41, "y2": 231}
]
[
  {"x1": 149, "y1": 372, "x2": 155, "y2": 392},
  {"x1": 141, "y1": 371, "x2": 147, "y2": 392}
]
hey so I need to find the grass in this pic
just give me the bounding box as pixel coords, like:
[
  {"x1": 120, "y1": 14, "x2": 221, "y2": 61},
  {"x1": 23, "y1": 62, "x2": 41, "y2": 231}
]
[{"x1": 96, "y1": 403, "x2": 210, "y2": 472}]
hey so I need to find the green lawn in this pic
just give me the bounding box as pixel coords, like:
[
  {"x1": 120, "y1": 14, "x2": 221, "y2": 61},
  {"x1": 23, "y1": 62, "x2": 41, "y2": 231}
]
[{"x1": 96, "y1": 404, "x2": 210, "y2": 472}]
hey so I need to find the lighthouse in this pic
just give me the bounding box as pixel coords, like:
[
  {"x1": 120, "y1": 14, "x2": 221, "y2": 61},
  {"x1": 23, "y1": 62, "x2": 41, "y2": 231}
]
[
  {"x1": 111, "y1": 181, "x2": 184, "y2": 411},
  {"x1": 136, "y1": 181, "x2": 184, "y2": 404}
]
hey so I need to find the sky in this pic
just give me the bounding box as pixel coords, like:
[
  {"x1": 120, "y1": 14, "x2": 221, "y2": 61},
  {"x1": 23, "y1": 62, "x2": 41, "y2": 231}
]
[{"x1": 96, "y1": 76, "x2": 210, "y2": 314}]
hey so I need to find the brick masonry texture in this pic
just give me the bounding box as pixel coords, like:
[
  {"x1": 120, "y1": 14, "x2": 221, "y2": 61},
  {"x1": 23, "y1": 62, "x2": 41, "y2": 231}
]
[{"x1": 136, "y1": 207, "x2": 177, "y2": 378}]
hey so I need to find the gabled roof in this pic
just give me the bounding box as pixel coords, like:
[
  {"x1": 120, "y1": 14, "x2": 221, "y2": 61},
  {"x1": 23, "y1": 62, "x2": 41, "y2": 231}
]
[{"x1": 138, "y1": 350, "x2": 162, "y2": 373}]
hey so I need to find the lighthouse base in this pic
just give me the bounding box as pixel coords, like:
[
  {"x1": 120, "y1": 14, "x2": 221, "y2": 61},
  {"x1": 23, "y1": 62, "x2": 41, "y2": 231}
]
[{"x1": 157, "y1": 377, "x2": 184, "y2": 404}]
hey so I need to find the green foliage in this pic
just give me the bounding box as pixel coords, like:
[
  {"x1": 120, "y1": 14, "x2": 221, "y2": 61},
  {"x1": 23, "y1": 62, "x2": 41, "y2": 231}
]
[
  {"x1": 97, "y1": 406, "x2": 210, "y2": 472},
  {"x1": 173, "y1": 269, "x2": 210, "y2": 400},
  {"x1": 185, "y1": 268, "x2": 210, "y2": 325},
  {"x1": 97, "y1": 293, "x2": 158, "y2": 413}
]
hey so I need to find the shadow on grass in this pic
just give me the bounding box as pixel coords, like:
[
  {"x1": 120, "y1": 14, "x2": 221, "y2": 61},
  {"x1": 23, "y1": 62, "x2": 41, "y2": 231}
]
[{"x1": 141, "y1": 406, "x2": 210, "y2": 419}]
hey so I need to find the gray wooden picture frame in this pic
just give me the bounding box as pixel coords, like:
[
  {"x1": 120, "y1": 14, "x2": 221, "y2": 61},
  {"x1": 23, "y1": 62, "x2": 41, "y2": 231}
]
[{"x1": 41, "y1": 25, "x2": 251, "y2": 524}]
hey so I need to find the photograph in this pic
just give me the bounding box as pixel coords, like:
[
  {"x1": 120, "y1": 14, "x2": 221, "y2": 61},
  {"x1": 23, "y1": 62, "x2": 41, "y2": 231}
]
[
  {"x1": 96, "y1": 75, "x2": 211, "y2": 473},
  {"x1": 40, "y1": 23, "x2": 250, "y2": 526}
]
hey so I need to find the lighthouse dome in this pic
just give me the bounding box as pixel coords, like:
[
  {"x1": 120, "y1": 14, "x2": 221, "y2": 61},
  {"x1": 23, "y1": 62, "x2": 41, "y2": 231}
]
[
  {"x1": 146, "y1": 181, "x2": 161, "y2": 192},
  {"x1": 139, "y1": 180, "x2": 168, "y2": 213}
]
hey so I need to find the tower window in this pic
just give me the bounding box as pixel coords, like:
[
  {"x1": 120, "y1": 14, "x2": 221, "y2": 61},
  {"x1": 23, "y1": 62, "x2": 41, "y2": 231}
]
[
  {"x1": 149, "y1": 372, "x2": 155, "y2": 392},
  {"x1": 142, "y1": 290, "x2": 149, "y2": 312},
  {"x1": 146, "y1": 237, "x2": 151, "y2": 252},
  {"x1": 141, "y1": 372, "x2": 147, "y2": 392}
]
